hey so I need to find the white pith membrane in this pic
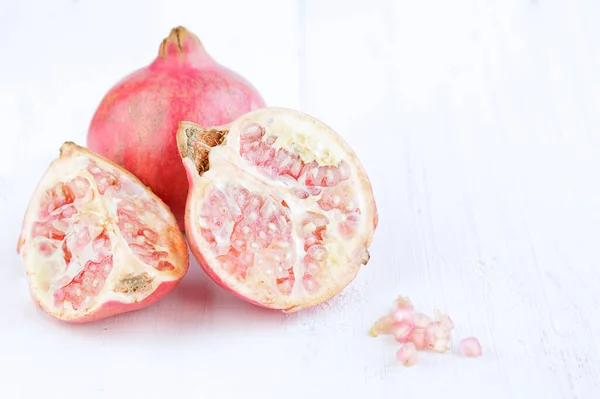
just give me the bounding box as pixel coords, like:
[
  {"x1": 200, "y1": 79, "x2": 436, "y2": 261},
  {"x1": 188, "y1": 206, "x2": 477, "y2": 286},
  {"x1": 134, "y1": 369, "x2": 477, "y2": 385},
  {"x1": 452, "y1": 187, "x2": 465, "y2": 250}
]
[
  {"x1": 178, "y1": 108, "x2": 377, "y2": 311},
  {"x1": 17, "y1": 143, "x2": 187, "y2": 321}
]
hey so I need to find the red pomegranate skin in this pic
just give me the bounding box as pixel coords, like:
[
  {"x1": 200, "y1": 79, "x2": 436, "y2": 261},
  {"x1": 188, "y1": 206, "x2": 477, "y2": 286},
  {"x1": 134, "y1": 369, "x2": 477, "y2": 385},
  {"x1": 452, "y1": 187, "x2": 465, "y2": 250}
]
[
  {"x1": 44, "y1": 279, "x2": 180, "y2": 324},
  {"x1": 87, "y1": 26, "x2": 266, "y2": 230}
]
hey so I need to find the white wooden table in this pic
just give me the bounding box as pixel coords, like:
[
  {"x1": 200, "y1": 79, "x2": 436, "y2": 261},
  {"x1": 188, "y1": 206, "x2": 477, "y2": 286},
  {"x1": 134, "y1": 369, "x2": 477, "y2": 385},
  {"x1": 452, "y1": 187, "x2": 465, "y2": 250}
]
[{"x1": 1, "y1": 1, "x2": 599, "y2": 398}]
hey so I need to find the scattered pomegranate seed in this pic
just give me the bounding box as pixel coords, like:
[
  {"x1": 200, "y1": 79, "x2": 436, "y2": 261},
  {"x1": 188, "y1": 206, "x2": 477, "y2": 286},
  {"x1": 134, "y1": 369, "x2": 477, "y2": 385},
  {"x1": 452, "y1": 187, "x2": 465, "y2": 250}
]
[
  {"x1": 412, "y1": 312, "x2": 432, "y2": 328},
  {"x1": 425, "y1": 322, "x2": 452, "y2": 353},
  {"x1": 393, "y1": 295, "x2": 414, "y2": 311},
  {"x1": 435, "y1": 309, "x2": 455, "y2": 330},
  {"x1": 370, "y1": 294, "x2": 482, "y2": 367},
  {"x1": 460, "y1": 337, "x2": 482, "y2": 357},
  {"x1": 368, "y1": 313, "x2": 395, "y2": 337},
  {"x1": 393, "y1": 308, "x2": 413, "y2": 323},
  {"x1": 391, "y1": 321, "x2": 415, "y2": 343},
  {"x1": 396, "y1": 343, "x2": 418, "y2": 367},
  {"x1": 411, "y1": 328, "x2": 427, "y2": 350}
]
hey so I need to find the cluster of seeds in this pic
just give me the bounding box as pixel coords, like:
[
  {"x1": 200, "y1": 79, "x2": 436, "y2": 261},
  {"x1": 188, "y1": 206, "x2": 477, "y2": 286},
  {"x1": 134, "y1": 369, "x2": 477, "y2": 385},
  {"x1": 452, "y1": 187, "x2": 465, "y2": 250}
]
[
  {"x1": 31, "y1": 160, "x2": 177, "y2": 311},
  {"x1": 370, "y1": 295, "x2": 482, "y2": 367},
  {"x1": 238, "y1": 122, "x2": 350, "y2": 189},
  {"x1": 198, "y1": 121, "x2": 369, "y2": 297}
]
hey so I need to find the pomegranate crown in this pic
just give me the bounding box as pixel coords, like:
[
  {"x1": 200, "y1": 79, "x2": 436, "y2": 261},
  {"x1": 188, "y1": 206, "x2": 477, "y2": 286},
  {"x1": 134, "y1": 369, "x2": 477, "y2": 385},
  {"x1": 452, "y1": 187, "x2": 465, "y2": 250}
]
[{"x1": 157, "y1": 26, "x2": 210, "y2": 64}]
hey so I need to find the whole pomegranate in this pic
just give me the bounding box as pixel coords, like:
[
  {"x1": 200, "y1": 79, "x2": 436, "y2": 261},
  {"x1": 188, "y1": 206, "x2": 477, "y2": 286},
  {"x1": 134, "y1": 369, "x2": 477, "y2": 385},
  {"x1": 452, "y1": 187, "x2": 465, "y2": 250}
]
[
  {"x1": 87, "y1": 26, "x2": 266, "y2": 230},
  {"x1": 17, "y1": 142, "x2": 188, "y2": 323},
  {"x1": 177, "y1": 108, "x2": 378, "y2": 311}
]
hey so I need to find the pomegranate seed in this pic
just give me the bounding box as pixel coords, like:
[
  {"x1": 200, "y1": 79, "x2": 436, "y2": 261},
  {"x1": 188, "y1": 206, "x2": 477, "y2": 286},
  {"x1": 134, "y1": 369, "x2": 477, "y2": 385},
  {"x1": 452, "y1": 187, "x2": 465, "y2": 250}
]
[
  {"x1": 424, "y1": 323, "x2": 440, "y2": 346},
  {"x1": 396, "y1": 343, "x2": 418, "y2": 367},
  {"x1": 411, "y1": 328, "x2": 427, "y2": 350},
  {"x1": 369, "y1": 313, "x2": 395, "y2": 337},
  {"x1": 431, "y1": 337, "x2": 450, "y2": 353},
  {"x1": 435, "y1": 309, "x2": 455, "y2": 330},
  {"x1": 393, "y1": 295, "x2": 414, "y2": 311},
  {"x1": 391, "y1": 321, "x2": 415, "y2": 343},
  {"x1": 412, "y1": 312, "x2": 432, "y2": 328},
  {"x1": 393, "y1": 308, "x2": 413, "y2": 323},
  {"x1": 460, "y1": 337, "x2": 482, "y2": 357},
  {"x1": 425, "y1": 322, "x2": 451, "y2": 353}
]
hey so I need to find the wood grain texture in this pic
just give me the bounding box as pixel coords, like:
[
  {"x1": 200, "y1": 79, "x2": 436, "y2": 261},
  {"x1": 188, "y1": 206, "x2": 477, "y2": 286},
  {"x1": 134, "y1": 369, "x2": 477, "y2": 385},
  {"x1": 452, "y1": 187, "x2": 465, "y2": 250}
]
[{"x1": 1, "y1": 0, "x2": 599, "y2": 398}]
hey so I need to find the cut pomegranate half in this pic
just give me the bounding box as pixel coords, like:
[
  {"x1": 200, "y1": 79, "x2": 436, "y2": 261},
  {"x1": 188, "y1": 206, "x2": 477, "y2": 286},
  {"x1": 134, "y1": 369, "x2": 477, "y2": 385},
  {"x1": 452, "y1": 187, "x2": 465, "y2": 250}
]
[
  {"x1": 177, "y1": 107, "x2": 378, "y2": 312},
  {"x1": 17, "y1": 142, "x2": 189, "y2": 323}
]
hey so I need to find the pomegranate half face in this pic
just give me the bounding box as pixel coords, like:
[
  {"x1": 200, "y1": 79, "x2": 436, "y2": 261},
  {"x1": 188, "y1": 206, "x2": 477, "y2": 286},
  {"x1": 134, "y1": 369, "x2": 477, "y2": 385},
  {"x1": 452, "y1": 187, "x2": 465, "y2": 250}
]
[
  {"x1": 17, "y1": 142, "x2": 189, "y2": 323},
  {"x1": 178, "y1": 108, "x2": 378, "y2": 312}
]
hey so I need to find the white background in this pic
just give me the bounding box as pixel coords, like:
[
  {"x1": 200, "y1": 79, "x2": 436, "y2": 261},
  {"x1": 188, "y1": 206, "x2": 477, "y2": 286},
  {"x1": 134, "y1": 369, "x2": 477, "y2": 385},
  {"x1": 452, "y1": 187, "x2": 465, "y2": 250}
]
[{"x1": 1, "y1": 0, "x2": 599, "y2": 398}]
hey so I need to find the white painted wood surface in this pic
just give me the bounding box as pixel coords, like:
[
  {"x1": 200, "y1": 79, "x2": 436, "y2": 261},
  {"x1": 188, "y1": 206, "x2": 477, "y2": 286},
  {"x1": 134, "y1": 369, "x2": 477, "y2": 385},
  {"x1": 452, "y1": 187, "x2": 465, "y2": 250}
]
[{"x1": 1, "y1": 0, "x2": 599, "y2": 397}]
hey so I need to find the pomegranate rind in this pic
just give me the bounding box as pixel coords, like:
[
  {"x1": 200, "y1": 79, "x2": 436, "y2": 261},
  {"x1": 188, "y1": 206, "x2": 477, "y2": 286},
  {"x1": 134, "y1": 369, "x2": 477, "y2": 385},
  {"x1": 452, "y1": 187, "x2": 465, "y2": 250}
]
[
  {"x1": 17, "y1": 142, "x2": 189, "y2": 322},
  {"x1": 178, "y1": 107, "x2": 378, "y2": 311}
]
